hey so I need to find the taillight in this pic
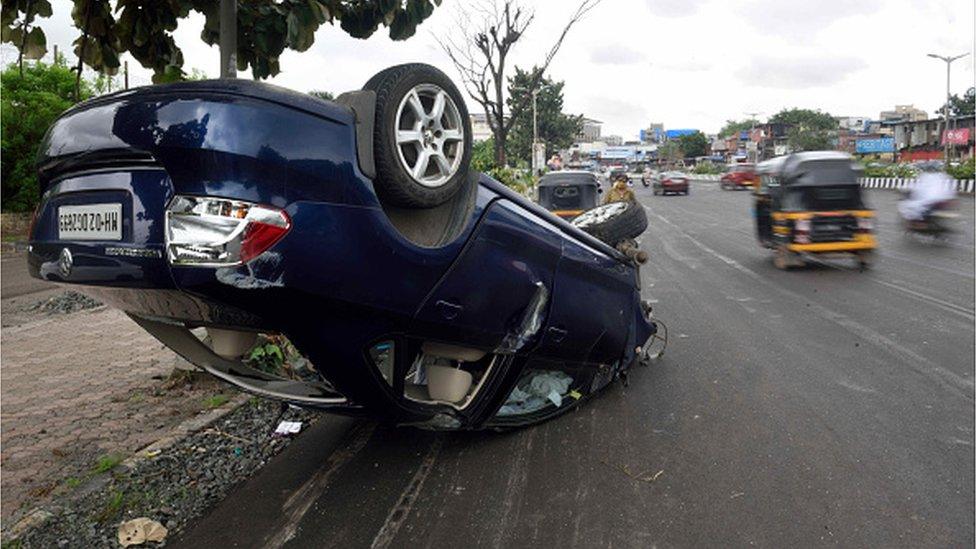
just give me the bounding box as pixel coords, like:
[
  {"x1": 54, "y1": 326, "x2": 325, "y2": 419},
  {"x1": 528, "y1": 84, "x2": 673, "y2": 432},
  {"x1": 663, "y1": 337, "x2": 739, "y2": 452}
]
[
  {"x1": 856, "y1": 217, "x2": 873, "y2": 232},
  {"x1": 165, "y1": 196, "x2": 291, "y2": 266},
  {"x1": 794, "y1": 219, "x2": 811, "y2": 243}
]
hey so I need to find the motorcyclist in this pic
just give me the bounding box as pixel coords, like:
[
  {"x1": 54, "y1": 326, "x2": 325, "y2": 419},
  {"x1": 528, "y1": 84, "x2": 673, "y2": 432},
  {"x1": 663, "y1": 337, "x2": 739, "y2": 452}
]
[
  {"x1": 604, "y1": 174, "x2": 636, "y2": 204},
  {"x1": 897, "y1": 161, "x2": 956, "y2": 229}
]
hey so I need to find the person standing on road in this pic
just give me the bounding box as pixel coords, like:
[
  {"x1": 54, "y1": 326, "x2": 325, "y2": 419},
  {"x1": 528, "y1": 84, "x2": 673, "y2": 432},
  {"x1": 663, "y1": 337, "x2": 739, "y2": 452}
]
[{"x1": 604, "y1": 174, "x2": 636, "y2": 204}]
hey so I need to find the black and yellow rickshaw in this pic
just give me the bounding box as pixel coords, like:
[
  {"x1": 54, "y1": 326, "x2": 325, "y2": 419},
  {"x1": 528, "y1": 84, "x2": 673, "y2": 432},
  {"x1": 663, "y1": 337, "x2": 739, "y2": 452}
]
[
  {"x1": 536, "y1": 170, "x2": 602, "y2": 219},
  {"x1": 754, "y1": 152, "x2": 875, "y2": 270}
]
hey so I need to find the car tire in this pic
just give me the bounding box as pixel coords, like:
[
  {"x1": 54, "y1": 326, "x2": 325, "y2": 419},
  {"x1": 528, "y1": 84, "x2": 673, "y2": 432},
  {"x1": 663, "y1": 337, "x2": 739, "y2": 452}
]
[
  {"x1": 572, "y1": 201, "x2": 648, "y2": 245},
  {"x1": 364, "y1": 63, "x2": 472, "y2": 208}
]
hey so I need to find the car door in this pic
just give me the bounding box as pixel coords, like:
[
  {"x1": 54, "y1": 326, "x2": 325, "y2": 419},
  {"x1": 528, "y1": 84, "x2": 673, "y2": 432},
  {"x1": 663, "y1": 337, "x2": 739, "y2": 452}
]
[{"x1": 414, "y1": 199, "x2": 562, "y2": 348}]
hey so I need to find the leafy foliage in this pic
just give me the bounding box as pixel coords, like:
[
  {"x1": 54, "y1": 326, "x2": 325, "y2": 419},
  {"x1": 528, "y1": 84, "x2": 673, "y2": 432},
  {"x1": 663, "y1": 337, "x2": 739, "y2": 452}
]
[
  {"x1": 937, "y1": 87, "x2": 975, "y2": 118},
  {"x1": 658, "y1": 141, "x2": 683, "y2": 163},
  {"x1": 471, "y1": 138, "x2": 496, "y2": 174},
  {"x1": 1, "y1": 60, "x2": 92, "y2": 212},
  {"x1": 769, "y1": 108, "x2": 837, "y2": 152},
  {"x1": 862, "y1": 163, "x2": 917, "y2": 178},
  {"x1": 677, "y1": 131, "x2": 708, "y2": 158},
  {"x1": 718, "y1": 119, "x2": 760, "y2": 138},
  {"x1": 2, "y1": 1, "x2": 441, "y2": 82},
  {"x1": 691, "y1": 162, "x2": 724, "y2": 175},
  {"x1": 948, "y1": 157, "x2": 975, "y2": 180},
  {"x1": 506, "y1": 67, "x2": 582, "y2": 166}
]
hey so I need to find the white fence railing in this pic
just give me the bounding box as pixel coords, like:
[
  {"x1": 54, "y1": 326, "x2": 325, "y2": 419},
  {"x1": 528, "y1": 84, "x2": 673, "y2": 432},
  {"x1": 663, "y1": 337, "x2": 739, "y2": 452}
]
[{"x1": 689, "y1": 174, "x2": 974, "y2": 193}]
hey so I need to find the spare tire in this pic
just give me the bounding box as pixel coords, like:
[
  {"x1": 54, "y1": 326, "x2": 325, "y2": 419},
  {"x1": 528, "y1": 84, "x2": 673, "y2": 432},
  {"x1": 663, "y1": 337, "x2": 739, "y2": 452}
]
[
  {"x1": 572, "y1": 201, "x2": 648, "y2": 245},
  {"x1": 364, "y1": 63, "x2": 472, "y2": 208}
]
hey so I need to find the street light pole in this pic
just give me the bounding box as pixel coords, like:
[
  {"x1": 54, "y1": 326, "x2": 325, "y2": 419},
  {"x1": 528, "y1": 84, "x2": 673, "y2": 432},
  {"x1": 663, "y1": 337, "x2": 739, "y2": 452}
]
[
  {"x1": 927, "y1": 52, "x2": 969, "y2": 161},
  {"x1": 744, "y1": 111, "x2": 761, "y2": 162}
]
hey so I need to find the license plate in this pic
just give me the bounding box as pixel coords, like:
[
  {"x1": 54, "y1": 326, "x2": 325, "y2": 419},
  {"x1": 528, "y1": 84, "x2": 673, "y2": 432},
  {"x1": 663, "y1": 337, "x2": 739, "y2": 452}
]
[
  {"x1": 820, "y1": 224, "x2": 841, "y2": 231},
  {"x1": 58, "y1": 204, "x2": 122, "y2": 241}
]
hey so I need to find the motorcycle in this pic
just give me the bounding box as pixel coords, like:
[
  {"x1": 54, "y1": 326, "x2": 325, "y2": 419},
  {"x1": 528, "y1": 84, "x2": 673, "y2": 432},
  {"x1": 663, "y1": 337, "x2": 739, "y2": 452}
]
[{"x1": 901, "y1": 198, "x2": 958, "y2": 239}]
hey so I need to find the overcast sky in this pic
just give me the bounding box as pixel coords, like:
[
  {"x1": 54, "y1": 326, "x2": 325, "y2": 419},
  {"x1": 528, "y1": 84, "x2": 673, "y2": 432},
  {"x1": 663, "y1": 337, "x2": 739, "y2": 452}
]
[{"x1": 22, "y1": 0, "x2": 976, "y2": 138}]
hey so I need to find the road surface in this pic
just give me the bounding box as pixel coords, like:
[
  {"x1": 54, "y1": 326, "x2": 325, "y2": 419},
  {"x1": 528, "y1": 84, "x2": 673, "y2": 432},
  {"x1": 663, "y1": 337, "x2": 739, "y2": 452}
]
[{"x1": 176, "y1": 184, "x2": 974, "y2": 548}]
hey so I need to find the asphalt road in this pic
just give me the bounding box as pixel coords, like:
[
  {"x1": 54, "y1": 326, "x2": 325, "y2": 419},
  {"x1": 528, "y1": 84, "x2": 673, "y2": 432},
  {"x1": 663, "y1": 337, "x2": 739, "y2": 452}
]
[{"x1": 177, "y1": 184, "x2": 974, "y2": 548}]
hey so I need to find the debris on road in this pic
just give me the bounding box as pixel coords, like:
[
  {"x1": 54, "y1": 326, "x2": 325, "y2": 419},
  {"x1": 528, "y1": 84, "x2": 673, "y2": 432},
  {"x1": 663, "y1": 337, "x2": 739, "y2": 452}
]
[
  {"x1": 28, "y1": 290, "x2": 102, "y2": 314},
  {"x1": 118, "y1": 517, "x2": 167, "y2": 546},
  {"x1": 273, "y1": 421, "x2": 303, "y2": 436}
]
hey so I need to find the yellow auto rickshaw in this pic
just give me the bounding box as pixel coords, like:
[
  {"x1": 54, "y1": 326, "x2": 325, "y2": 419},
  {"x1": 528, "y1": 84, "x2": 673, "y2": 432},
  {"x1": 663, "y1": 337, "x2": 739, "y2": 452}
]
[{"x1": 754, "y1": 152, "x2": 875, "y2": 270}]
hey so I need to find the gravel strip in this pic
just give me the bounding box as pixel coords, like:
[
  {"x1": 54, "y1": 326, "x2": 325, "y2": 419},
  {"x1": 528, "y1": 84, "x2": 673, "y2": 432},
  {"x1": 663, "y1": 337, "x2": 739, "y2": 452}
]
[
  {"x1": 29, "y1": 291, "x2": 102, "y2": 314},
  {"x1": 16, "y1": 398, "x2": 317, "y2": 548}
]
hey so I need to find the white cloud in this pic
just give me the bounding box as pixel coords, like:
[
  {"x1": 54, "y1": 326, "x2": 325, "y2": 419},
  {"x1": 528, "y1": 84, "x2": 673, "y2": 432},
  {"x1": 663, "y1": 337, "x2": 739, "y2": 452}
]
[
  {"x1": 19, "y1": 0, "x2": 976, "y2": 138},
  {"x1": 735, "y1": 56, "x2": 868, "y2": 88},
  {"x1": 645, "y1": 0, "x2": 709, "y2": 18},
  {"x1": 735, "y1": 0, "x2": 883, "y2": 37},
  {"x1": 589, "y1": 45, "x2": 647, "y2": 65}
]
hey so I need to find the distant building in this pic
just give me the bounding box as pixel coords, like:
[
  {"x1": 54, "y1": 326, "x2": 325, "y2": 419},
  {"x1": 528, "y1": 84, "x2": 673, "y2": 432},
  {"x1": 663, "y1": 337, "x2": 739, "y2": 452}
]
[
  {"x1": 578, "y1": 118, "x2": 603, "y2": 142},
  {"x1": 603, "y1": 135, "x2": 623, "y2": 146},
  {"x1": 886, "y1": 115, "x2": 974, "y2": 160},
  {"x1": 470, "y1": 113, "x2": 493, "y2": 142},
  {"x1": 663, "y1": 129, "x2": 699, "y2": 141},
  {"x1": 835, "y1": 116, "x2": 870, "y2": 133},
  {"x1": 879, "y1": 105, "x2": 928, "y2": 123},
  {"x1": 641, "y1": 123, "x2": 664, "y2": 143}
]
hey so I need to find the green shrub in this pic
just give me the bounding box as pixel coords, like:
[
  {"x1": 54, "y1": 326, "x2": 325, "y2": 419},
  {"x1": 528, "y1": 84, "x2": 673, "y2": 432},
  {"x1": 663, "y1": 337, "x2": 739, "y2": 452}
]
[
  {"x1": 1, "y1": 61, "x2": 92, "y2": 212},
  {"x1": 487, "y1": 165, "x2": 537, "y2": 196},
  {"x1": 862, "y1": 163, "x2": 917, "y2": 178},
  {"x1": 947, "y1": 157, "x2": 975, "y2": 180},
  {"x1": 691, "y1": 162, "x2": 724, "y2": 175}
]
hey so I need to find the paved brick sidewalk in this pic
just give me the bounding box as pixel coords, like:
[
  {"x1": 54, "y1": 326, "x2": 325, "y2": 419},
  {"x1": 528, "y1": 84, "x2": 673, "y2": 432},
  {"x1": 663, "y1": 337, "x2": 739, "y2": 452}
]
[{"x1": 1, "y1": 306, "x2": 227, "y2": 520}]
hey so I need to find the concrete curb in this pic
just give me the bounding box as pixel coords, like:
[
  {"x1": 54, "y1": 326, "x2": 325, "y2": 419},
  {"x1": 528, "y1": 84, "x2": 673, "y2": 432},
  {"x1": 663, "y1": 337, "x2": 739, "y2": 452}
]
[{"x1": 3, "y1": 391, "x2": 250, "y2": 544}]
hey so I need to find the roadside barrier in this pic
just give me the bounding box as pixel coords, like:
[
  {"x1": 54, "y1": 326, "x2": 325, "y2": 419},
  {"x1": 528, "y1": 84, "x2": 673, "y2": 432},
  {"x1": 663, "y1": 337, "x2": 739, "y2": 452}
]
[
  {"x1": 690, "y1": 175, "x2": 974, "y2": 194},
  {"x1": 858, "y1": 177, "x2": 974, "y2": 194}
]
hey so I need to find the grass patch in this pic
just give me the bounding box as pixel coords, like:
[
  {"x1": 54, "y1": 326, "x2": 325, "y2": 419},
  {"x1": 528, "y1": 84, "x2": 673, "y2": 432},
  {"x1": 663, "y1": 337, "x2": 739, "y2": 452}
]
[
  {"x1": 64, "y1": 477, "x2": 82, "y2": 489},
  {"x1": 92, "y1": 454, "x2": 123, "y2": 474},
  {"x1": 94, "y1": 490, "x2": 125, "y2": 523},
  {"x1": 203, "y1": 394, "x2": 230, "y2": 408}
]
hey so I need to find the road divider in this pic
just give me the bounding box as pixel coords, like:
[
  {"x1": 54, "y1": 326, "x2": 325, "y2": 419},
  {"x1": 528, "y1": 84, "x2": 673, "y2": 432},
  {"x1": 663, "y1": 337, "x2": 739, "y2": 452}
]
[{"x1": 690, "y1": 174, "x2": 974, "y2": 193}]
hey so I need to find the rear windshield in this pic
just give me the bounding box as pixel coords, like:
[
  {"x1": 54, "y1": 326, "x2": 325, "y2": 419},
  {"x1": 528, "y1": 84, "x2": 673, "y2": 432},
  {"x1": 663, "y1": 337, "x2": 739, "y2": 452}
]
[
  {"x1": 782, "y1": 185, "x2": 865, "y2": 211},
  {"x1": 732, "y1": 165, "x2": 754, "y2": 173},
  {"x1": 792, "y1": 160, "x2": 859, "y2": 186},
  {"x1": 540, "y1": 174, "x2": 596, "y2": 186}
]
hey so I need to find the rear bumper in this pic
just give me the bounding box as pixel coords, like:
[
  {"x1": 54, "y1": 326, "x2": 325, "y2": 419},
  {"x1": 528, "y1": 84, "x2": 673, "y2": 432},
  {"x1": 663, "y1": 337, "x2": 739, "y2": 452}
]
[{"x1": 787, "y1": 234, "x2": 876, "y2": 252}]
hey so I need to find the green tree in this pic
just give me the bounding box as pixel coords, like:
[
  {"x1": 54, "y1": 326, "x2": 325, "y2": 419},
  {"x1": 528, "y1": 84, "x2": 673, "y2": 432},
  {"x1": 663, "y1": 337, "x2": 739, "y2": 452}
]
[
  {"x1": 719, "y1": 119, "x2": 760, "y2": 137},
  {"x1": 937, "y1": 87, "x2": 975, "y2": 118},
  {"x1": 471, "y1": 138, "x2": 496, "y2": 173},
  {"x1": 658, "y1": 141, "x2": 683, "y2": 164},
  {"x1": 1, "y1": 60, "x2": 92, "y2": 211},
  {"x1": 677, "y1": 131, "x2": 708, "y2": 158},
  {"x1": 506, "y1": 67, "x2": 583, "y2": 167},
  {"x1": 769, "y1": 107, "x2": 837, "y2": 152},
  {"x1": 2, "y1": 1, "x2": 441, "y2": 83}
]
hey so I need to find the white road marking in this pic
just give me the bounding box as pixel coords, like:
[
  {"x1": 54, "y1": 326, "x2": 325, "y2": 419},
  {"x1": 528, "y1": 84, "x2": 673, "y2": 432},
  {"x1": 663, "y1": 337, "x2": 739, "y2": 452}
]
[{"x1": 644, "y1": 206, "x2": 975, "y2": 398}]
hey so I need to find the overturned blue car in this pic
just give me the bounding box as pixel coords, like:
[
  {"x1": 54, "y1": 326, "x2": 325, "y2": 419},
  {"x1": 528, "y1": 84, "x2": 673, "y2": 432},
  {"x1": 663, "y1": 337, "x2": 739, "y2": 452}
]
[{"x1": 28, "y1": 63, "x2": 658, "y2": 429}]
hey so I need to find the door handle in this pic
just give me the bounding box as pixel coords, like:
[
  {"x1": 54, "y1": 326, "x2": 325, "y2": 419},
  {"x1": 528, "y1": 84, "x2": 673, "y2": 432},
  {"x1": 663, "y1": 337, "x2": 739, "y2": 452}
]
[
  {"x1": 547, "y1": 327, "x2": 568, "y2": 343},
  {"x1": 435, "y1": 300, "x2": 463, "y2": 320}
]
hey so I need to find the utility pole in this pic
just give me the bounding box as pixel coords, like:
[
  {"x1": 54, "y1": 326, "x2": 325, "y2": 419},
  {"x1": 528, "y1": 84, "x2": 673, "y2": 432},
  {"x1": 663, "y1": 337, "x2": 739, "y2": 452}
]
[
  {"x1": 927, "y1": 52, "x2": 969, "y2": 161},
  {"x1": 219, "y1": 0, "x2": 237, "y2": 78},
  {"x1": 744, "y1": 111, "x2": 761, "y2": 162},
  {"x1": 124, "y1": 60, "x2": 129, "y2": 89}
]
